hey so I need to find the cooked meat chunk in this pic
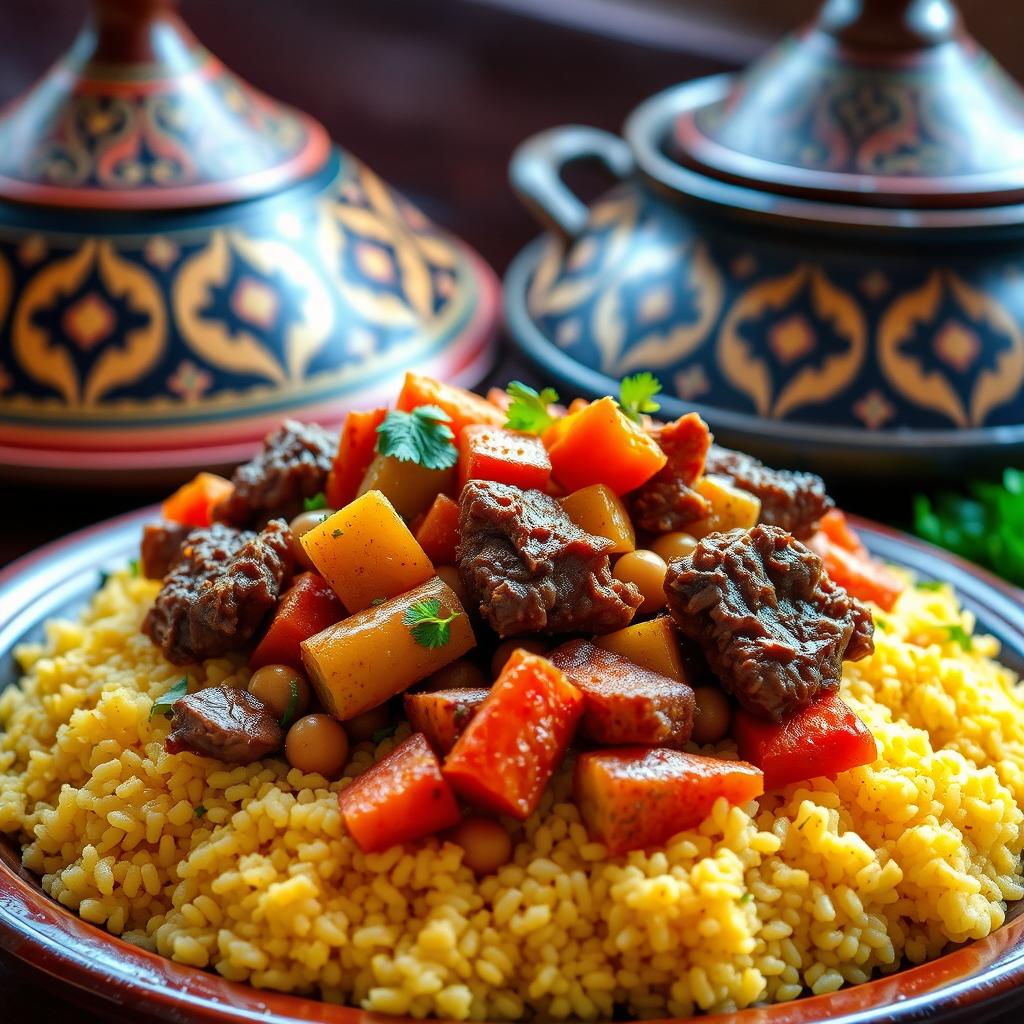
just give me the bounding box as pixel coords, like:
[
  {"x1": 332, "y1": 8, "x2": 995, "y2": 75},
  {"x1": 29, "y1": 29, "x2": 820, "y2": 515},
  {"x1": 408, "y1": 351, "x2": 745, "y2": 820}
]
[
  {"x1": 143, "y1": 521, "x2": 293, "y2": 664},
  {"x1": 632, "y1": 413, "x2": 712, "y2": 534},
  {"x1": 664, "y1": 525, "x2": 874, "y2": 721},
  {"x1": 549, "y1": 639, "x2": 695, "y2": 746},
  {"x1": 140, "y1": 522, "x2": 191, "y2": 580},
  {"x1": 703, "y1": 445, "x2": 832, "y2": 540},
  {"x1": 457, "y1": 480, "x2": 642, "y2": 637},
  {"x1": 165, "y1": 687, "x2": 283, "y2": 762},
  {"x1": 214, "y1": 420, "x2": 336, "y2": 528}
]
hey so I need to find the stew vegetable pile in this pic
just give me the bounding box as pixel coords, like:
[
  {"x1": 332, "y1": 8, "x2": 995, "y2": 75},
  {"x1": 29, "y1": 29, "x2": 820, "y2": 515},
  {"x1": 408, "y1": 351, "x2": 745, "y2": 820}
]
[{"x1": 141, "y1": 373, "x2": 905, "y2": 861}]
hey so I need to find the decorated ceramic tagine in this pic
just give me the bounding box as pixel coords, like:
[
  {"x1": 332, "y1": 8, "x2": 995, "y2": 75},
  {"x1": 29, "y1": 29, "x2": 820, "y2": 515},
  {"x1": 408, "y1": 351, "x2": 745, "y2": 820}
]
[
  {"x1": 0, "y1": 0, "x2": 499, "y2": 483},
  {"x1": 506, "y1": 0, "x2": 1024, "y2": 480}
]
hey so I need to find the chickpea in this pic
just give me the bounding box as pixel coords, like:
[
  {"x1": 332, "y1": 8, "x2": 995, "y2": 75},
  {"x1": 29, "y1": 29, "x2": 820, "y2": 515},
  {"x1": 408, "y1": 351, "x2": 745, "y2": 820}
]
[
  {"x1": 285, "y1": 714, "x2": 350, "y2": 778},
  {"x1": 436, "y1": 564, "x2": 469, "y2": 610},
  {"x1": 451, "y1": 816, "x2": 513, "y2": 875},
  {"x1": 490, "y1": 638, "x2": 550, "y2": 679},
  {"x1": 691, "y1": 687, "x2": 732, "y2": 745},
  {"x1": 248, "y1": 664, "x2": 311, "y2": 721},
  {"x1": 650, "y1": 531, "x2": 698, "y2": 564},
  {"x1": 422, "y1": 658, "x2": 489, "y2": 693},
  {"x1": 288, "y1": 508, "x2": 336, "y2": 569},
  {"x1": 344, "y1": 703, "x2": 393, "y2": 743},
  {"x1": 613, "y1": 549, "x2": 668, "y2": 614}
]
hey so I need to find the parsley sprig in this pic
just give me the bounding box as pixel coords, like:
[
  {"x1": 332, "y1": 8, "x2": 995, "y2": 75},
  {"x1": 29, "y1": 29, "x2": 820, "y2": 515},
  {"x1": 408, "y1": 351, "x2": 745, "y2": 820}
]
[
  {"x1": 619, "y1": 372, "x2": 662, "y2": 422},
  {"x1": 150, "y1": 677, "x2": 188, "y2": 720},
  {"x1": 403, "y1": 598, "x2": 460, "y2": 648},
  {"x1": 279, "y1": 676, "x2": 302, "y2": 730},
  {"x1": 504, "y1": 381, "x2": 559, "y2": 435},
  {"x1": 941, "y1": 623, "x2": 974, "y2": 653},
  {"x1": 303, "y1": 491, "x2": 328, "y2": 512},
  {"x1": 376, "y1": 406, "x2": 457, "y2": 470}
]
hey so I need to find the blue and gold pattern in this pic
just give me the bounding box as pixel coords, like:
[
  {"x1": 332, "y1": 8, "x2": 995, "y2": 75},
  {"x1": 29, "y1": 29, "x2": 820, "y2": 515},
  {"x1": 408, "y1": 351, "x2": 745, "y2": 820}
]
[
  {"x1": 0, "y1": 152, "x2": 494, "y2": 434},
  {"x1": 526, "y1": 187, "x2": 1024, "y2": 430}
]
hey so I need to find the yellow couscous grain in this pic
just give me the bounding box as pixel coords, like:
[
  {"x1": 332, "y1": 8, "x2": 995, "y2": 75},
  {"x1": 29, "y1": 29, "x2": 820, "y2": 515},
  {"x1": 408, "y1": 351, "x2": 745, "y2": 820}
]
[{"x1": 2, "y1": 572, "x2": 1023, "y2": 1019}]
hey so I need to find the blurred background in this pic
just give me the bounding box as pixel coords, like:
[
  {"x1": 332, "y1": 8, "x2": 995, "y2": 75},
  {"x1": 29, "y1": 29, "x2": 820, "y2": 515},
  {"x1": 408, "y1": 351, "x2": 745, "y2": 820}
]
[{"x1": 3, "y1": 0, "x2": 1015, "y2": 279}]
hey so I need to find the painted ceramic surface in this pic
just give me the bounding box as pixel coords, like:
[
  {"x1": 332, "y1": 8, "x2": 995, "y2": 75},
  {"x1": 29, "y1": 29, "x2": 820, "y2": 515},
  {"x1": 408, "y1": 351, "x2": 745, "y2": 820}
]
[
  {"x1": 0, "y1": 150, "x2": 496, "y2": 451},
  {"x1": 525, "y1": 183, "x2": 1024, "y2": 432}
]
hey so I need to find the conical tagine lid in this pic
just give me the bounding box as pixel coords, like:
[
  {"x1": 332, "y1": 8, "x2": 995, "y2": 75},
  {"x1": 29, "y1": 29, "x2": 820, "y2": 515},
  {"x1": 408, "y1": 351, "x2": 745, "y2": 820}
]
[{"x1": 671, "y1": 0, "x2": 1024, "y2": 209}]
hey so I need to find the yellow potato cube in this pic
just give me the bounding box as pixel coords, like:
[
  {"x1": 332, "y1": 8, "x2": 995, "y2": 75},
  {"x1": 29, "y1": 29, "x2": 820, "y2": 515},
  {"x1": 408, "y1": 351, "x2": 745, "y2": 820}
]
[
  {"x1": 357, "y1": 453, "x2": 456, "y2": 522},
  {"x1": 301, "y1": 490, "x2": 434, "y2": 612},
  {"x1": 594, "y1": 616, "x2": 689, "y2": 684},
  {"x1": 559, "y1": 484, "x2": 636, "y2": 553},
  {"x1": 301, "y1": 576, "x2": 475, "y2": 719},
  {"x1": 690, "y1": 475, "x2": 761, "y2": 539}
]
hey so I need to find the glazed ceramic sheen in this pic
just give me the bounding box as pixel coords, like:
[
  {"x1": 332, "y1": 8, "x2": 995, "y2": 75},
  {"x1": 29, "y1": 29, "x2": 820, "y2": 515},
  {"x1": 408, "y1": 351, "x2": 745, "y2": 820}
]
[
  {"x1": 507, "y1": 0, "x2": 1024, "y2": 479},
  {"x1": 2, "y1": 509, "x2": 1024, "y2": 1022},
  {"x1": 0, "y1": 0, "x2": 498, "y2": 480}
]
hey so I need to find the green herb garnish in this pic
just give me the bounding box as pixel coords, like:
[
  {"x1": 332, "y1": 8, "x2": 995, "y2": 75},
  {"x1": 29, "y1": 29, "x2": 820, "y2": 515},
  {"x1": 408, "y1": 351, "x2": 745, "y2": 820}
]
[
  {"x1": 279, "y1": 677, "x2": 301, "y2": 730},
  {"x1": 875, "y1": 616, "x2": 890, "y2": 632},
  {"x1": 194, "y1": 805, "x2": 207, "y2": 819},
  {"x1": 331, "y1": 528, "x2": 343, "y2": 538},
  {"x1": 370, "y1": 596, "x2": 387, "y2": 607},
  {"x1": 941, "y1": 623, "x2": 974, "y2": 653},
  {"x1": 504, "y1": 380, "x2": 559, "y2": 435},
  {"x1": 150, "y1": 677, "x2": 188, "y2": 720},
  {"x1": 915, "y1": 580, "x2": 946, "y2": 592},
  {"x1": 372, "y1": 725, "x2": 397, "y2": 744},
  {"x1": 618, "y1": 372, "x2": 662, "y2": 423},
  {"x1": 128, "y1": 558, "x2": 140, "y2": 577},
  {"x1": 376, "y1": 405, "x2": 457, "y2": 469},
  {"x1": 303, "y1": 492, "x2": 328, "y2": 512},
  {"x1": 403, "y1": 598, "x2": 460, "y2": 649},
  {"x1": 914, "y1": 469, "x2": 1024, "y2": 587},
  {"x1": 739, "y1": 892, "x2": 753, "y2": 905}
]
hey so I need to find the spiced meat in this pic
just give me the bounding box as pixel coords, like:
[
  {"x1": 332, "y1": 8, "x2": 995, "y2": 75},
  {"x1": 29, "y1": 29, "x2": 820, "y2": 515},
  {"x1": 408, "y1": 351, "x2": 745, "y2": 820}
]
[
  {"x1": 664, "y1": 524, "x2": 874, "y2": 721},
  {"x1": 143, "y1": 520, "x2": 293, "y2": 664},
  {"x1": 140, "y1": 522, "x2": 190, "y2": 580},
  {"x1": 165, "y1": 687, "x2": 283, "y2": 762},
  {"x1": 457, "y1": 480, "x2": 642, "y2": 637},
  {"x1": 214, "y1": 420, "x2": 336, "y2": 528}
]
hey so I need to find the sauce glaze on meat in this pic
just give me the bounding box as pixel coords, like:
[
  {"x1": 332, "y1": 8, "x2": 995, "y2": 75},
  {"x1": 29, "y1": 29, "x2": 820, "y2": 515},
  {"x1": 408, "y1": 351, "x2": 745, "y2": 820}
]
[
  {"x1": 664, "y1": 524, "x2": 874, "y2": 721},
  {"x1": 457, "y1": 480, "x2": 642, "y2": 637},
  {"x1": 165, "y1": 687, "x2": 283, "y2": 762},
  {"x1": 143, "y1": 521, "x2": 293, "y2": 664}
]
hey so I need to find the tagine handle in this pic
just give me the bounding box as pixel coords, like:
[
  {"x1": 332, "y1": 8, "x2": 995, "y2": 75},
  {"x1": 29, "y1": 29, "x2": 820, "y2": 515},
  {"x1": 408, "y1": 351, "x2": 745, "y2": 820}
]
[
  {"x1": 85, "y1": 0, "x2": 191, "y2": 64},
  {"x1": 817, "y1": 0, "x2": 960, "y2": 48}
]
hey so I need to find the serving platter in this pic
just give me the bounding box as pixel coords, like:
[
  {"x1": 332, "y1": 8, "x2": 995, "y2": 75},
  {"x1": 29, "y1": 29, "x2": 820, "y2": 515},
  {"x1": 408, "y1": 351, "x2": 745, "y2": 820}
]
[{"x1": 2, "y1": 508, "x2": 1024, "y2": 1023}]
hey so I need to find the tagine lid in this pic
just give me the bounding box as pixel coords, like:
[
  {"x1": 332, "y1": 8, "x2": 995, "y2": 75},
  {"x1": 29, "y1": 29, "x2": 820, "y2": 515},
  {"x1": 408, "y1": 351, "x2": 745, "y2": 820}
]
[
  {"x1": 670, "y1": 0, "x2": 1024, "y2": 210},
  {"x1": 0, "y1": 0, "x2": 331, "y2": 210}
]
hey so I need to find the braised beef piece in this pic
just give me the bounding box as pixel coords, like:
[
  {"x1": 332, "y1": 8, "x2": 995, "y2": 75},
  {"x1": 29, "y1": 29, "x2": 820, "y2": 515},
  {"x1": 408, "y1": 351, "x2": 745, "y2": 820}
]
[
  {"x1": 140, "y1": 523, "x2": 191, "y2": 580},
  {"x1": 143, "y1": 521, "x2": 293, "y2": 664},
  {"x1": 214, "y1": 420, "x2": 336, "y2": 528},
  {"x1": 457, "y1": 480, "x2": 642, "y2": 637},
  {"x1": 664, "y1": 525, "x2": 874, "y2": 721},
  {"x1": 632, "y1": 413, "x2": 712, "y2": 534},
  {"x1": 165, "y1": 686, "x2": 283, "y2": 762},
  {"x1": 704, "y1": 446, "x2": 832, "y2": 540}
]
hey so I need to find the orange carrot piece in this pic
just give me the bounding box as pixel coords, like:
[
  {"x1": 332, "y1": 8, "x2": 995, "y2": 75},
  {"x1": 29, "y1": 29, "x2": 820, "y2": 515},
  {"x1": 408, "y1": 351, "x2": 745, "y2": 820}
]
[
  {"x1": 339, "y1": 733, "x2": 462, "y2": 853},
  {"x1": 443, "y1": 650, "x2": 583, "y2": 819},
  {"x1": 459, "y1": 425, "x2": 552, "y2": 492},
  {"x1": 325, "y1": 407, "x2": 388, "y2": 509},
  {"x1": 397, "y1": 372, "x2": 505, "y2": 438},
  {"x1": 250, "y1": 572, "x2": 345, "y2": 670},
  {"x1": 546, "y1": 397, "x2": 666, "y2": 495},
  {"x1": 574, "y1": 748, "x2": 764, "y2": 854},
  {"x1": 415, "y1": 494, "x2": 461, "y2": 565},
  {"x1": 404, "y1": 687, "x2": 490, "y2": 754},
  {"x1": 161, "y1": 472, "x2": 234, "y2": 528}
]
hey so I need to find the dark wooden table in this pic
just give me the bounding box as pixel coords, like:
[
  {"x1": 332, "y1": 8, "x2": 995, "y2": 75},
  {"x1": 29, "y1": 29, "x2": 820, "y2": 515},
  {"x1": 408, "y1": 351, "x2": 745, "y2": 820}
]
[{"x1": 0, "y1": 0, "x2": 1009, "y2": 1019}]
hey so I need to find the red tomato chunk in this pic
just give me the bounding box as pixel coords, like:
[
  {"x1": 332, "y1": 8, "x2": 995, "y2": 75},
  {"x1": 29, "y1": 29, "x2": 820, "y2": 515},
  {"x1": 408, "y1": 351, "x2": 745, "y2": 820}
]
[
  {"x1": 443, "y1": 650, "x2": 583, "y2": 819},
  {"x1": 339, "y1": 732, "x2": 461, "y2": 852},
  {"x1": 574, "y1": 747, "x2": 764, "y2": 854},
  {"x1": 459, "y1": 425, "x2": 552, "y2": 492},
  {"x1": 250, "y1": 572, "x2": 344, "y2": 670},
  {"x1": 732, "y1": 691, "x2": 878, "y2": 790}
]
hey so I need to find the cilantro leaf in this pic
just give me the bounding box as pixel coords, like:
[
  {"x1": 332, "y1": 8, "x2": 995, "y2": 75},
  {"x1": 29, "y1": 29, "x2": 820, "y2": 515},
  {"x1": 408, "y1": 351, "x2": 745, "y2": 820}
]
[
  {"x1": 194, "y1": 805, "x2": 207, "y2": 819},
  {"x1": 619, "y1": 372, "x2": 662, "y2": 422},
  {"x1": 739, "y1": 892, "x2": 753, "y2": 905},
  {"x1": 303, "y1": 492, "x2": 328, "y2": 512},
  {"x1": 150, "y1": 677, "x2": 188, "y2": 720},
  {"x1": 128, "y1": 558, "x2": 140, "y2": 578},
  {"x1": 403, "y1": 597, "x2": 460, "y2": 649},
  {"x1": 372, "y1": 724, "x2": 397, "y2": 744},
  {"x1": 941, "y1": 623, "x2": 974, "y2": 652},
  {"x1": 279, "y1": 676, "x2": 301, "y2": 730},
  {"x1": 915, "y1": 580, "x2": 946, "y2": 592},
  {"x1": 504, "y1": 381, "x2": 559, "y2": 435},
  {"x1": 376, "y1": 406, "x2": 457, "y2": 470}
]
